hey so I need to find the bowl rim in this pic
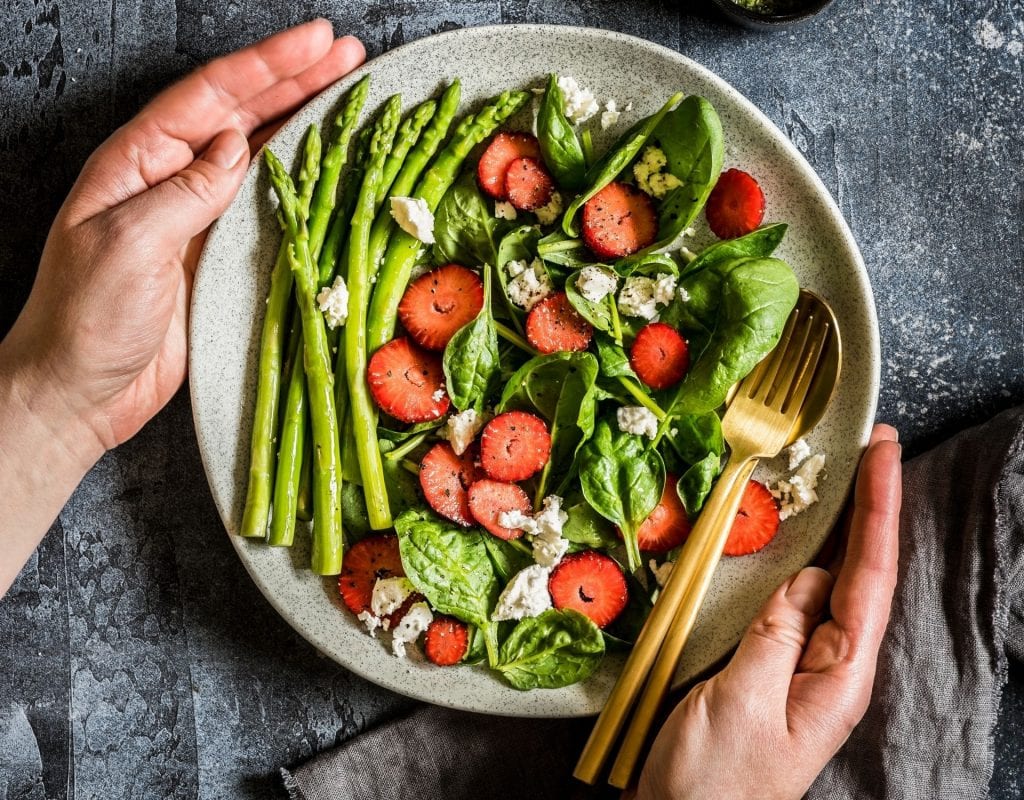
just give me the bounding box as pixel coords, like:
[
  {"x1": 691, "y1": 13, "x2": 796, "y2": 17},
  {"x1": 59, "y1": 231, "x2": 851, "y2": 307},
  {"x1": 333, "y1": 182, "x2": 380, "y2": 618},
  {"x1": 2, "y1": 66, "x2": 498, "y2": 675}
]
[{"x1": 711, "y1": 0, "x2": 836, "y2": 23}]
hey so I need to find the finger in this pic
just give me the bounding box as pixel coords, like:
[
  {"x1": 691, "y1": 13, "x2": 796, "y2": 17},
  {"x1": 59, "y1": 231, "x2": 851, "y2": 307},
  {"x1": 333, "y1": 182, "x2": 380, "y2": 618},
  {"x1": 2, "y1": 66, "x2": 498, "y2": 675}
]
[
  {"x1": 869, "y1": 423, "x2": 899, "y2": 447},
  {"x1": 721, "y1": 567, "x2": 835, "y2": 705}
]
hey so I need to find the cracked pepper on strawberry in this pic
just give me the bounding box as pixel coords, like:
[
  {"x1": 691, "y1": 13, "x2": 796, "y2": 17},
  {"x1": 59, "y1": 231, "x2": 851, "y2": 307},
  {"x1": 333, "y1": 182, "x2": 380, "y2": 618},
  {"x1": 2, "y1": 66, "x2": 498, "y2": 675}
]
[{"x1": 247, "y1": 73, "x2": 827, "y2": 689}]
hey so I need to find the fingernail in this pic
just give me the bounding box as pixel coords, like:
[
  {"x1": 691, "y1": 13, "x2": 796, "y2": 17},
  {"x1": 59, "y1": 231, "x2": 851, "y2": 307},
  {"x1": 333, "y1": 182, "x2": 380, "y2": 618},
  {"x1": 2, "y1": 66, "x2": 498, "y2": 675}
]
[
  {"x1": 205, "y1": 129, "x2": 248, "y2": 170},
  {"x1": 785, "y1": 567, "x2": 833, "y2": 615}
]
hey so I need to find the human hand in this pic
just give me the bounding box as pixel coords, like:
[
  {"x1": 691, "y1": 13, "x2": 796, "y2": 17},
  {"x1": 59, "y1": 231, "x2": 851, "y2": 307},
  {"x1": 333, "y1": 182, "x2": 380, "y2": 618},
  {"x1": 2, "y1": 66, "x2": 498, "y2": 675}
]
[
  {"x1": 635, "y1": 425, "x2": 901, "y2": 800},
  {"x1": 1, "y1": 20, "x2": 364, "y2": 453}
]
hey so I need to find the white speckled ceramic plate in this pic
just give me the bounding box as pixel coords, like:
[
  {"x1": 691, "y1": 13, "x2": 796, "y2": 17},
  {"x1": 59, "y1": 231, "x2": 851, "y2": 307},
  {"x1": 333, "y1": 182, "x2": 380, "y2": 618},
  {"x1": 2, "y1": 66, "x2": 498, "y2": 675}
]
[{"x1": 190, "y1": 25, "x2": 878, "y2": 718}]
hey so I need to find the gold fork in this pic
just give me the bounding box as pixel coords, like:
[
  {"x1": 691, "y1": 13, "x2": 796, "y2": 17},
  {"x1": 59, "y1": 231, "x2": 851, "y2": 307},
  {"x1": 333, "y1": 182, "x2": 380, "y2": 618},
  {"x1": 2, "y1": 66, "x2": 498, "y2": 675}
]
[{"x1": 575, "y1": 289, "x2": 839, "y2": 788}]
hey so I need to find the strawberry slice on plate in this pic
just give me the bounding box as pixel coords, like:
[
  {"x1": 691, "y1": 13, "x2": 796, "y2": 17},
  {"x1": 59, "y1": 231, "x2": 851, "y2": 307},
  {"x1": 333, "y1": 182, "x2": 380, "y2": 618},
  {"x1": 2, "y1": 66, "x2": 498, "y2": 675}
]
[
  {"x1": 705, "y1": 168, "x2": 766, "y2": 240},
  {"x1": 548, "y1": 550, "x2": 629, "y2": 629},
  {"x1": 479, "y1": 411, "x2": 551, "y2": 482},
  {"x1": 505, "y1": 156, "x2": 555, "y2": 211},
  {"x1": 525, "y1": 292, "x2": 593, "y2": 354},
  {"x1": 581, "y1": 181, "x2": 658, "y2": 258},
  {"x1": 723, "y1": 479, "x2": 781, "y2": 556},
  {"x1": 633, "y1": 472, "x2": 691, "y2": 552},
  {"x1": 398, "y1": 264, "x2": 484, "y2": 351},
  {"x1": 478, "y1": 132, "x2": 542, "y2": 199},
  {"x1": 424, "y1": 615, "x2": 470, "y2": 666},
  {"x1": 368, "y1": 337, "x2": 449, "y2": 423},
  {"x1": 337, "y1": 535, "x2": 404, "y2": 615},
  {"x1": 419, "y1": 442, "x2": 479, "y2": 526},
  {"x1": 468, "y1": 479, "x2": 532, "y2": 540},
  {"x1": 630, "y1": 322, "x2": 690, "y2": 390}
]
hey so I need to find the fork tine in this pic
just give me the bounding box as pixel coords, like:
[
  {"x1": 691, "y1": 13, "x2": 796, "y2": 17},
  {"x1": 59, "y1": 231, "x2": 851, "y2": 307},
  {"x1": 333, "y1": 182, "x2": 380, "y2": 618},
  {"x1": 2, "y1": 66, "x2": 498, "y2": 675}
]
[
  {"x1": 747, "y1": 302, "x2": 801, "y2": 400},
  {"x1": 767, "y1": 308, "x2": 815, "y2": 410},
  {"x1": 783, "y1": 316, "x2": 830, "y2": 415}
]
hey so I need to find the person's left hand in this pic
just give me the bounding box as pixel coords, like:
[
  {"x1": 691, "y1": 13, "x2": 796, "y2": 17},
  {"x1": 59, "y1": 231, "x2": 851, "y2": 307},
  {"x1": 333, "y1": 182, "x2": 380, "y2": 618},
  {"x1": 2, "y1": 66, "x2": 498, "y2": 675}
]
[{"x1": 2, "y1": 20, "x2": 364, "y2": 452}]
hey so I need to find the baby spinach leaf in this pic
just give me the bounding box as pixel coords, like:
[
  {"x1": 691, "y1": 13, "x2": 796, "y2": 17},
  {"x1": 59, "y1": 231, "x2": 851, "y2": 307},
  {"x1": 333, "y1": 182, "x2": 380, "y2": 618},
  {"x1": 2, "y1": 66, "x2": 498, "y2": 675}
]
[
  {"x1": 482, "y1": 535, "x2": 533, "y2": 583},
  {"x1": 578, "y1": 418, "x2": 665, "y2": 572},
  {"x1": 665, "y1": 412, "x2": 725, "y2": 465},
  {"x1": 561, "y1": 501, "x2": 620, "y2": 550},
  {"x1": 379, "y1": 440, "x2": 422, "y2": 517},
  {"x1": 537, "y1": 74, "x2": 586, "y2": 191},
  {"x1": 536, "y1": 228, "x2": 589, "y2": 270},
  {"x1": 495, "y1": 225, "x2": 543, "y2": 326},
  {"x1": 495, "y1": 609, "x2": 605, "y2": 690},
  {"x1": 594, "y1": 333, "x2": 638, "y2": 381},
  {"x1": 618, "y1": 251, "x2": 680, "y2": 278},
  {"x1": 565, "y1": 269, "x2": 615, "y2": 334},
  {"x1": 562, "y1": 92, "x2": 684, "y2": 237},
  {"x1": 432, "y1": 170, "x2": 498, "y2": 267},
  {"x1": 443, "y1": 267, "x2": 499, "y2": 412},
  {"x1": 378, "y1": 418, "x2": 445, "y2": 443},
  {"x1": 680, "y1": 223, "x2": 787, "y2": 278},
  {"x1": 677, "y1": 452, "x2": 722, "y2": 515},
  {"x1": 604, "y1": 570, "x2": 653, "y2": 646}
]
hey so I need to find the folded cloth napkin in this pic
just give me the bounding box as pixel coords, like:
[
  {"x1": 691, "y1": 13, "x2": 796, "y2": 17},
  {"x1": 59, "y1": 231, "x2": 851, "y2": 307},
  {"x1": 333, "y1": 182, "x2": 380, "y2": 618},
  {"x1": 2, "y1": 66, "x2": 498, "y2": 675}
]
[{"x1": 283, "y1": 407, "x2": 1024, "y2": 800}]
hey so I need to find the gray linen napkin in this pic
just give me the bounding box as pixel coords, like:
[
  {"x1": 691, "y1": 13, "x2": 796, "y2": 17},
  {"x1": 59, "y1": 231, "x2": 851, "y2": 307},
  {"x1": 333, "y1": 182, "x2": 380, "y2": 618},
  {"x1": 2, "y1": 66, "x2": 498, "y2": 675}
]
[{"x1": 283, "y1": 407, "x2": 1024, "y2": 800}]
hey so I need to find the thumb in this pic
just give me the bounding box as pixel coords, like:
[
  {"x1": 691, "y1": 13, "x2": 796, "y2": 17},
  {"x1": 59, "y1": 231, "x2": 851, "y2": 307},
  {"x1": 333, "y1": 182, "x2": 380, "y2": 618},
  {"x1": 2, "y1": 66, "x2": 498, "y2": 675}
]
[
  {"x1": 124, "y1": 128, "x2": 249, "y2": 253},
  {"x1": 722, "y1": 567, "x2": 834, "y2": 702}
]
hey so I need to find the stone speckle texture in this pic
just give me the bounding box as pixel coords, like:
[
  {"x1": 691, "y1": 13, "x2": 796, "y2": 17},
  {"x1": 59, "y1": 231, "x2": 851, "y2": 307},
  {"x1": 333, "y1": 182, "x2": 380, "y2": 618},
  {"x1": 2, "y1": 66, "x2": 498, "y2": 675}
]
[{"x1": 0, "y1": 1, "x2": 1021, "y2": 798}]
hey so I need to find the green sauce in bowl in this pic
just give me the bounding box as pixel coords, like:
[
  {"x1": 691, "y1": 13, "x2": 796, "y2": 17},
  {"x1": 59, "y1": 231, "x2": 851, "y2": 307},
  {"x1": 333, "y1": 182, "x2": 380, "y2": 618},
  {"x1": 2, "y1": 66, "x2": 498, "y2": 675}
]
[{"x1": 732, "y1": 0, "x2": 806, "y2": 13}]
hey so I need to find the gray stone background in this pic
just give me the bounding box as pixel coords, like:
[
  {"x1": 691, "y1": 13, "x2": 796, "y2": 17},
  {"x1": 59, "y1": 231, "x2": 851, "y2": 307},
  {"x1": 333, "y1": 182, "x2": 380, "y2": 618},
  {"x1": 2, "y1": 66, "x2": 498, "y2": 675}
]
[{"x1": 1, "y1": 0, "x2": 1022, "y2": 798}]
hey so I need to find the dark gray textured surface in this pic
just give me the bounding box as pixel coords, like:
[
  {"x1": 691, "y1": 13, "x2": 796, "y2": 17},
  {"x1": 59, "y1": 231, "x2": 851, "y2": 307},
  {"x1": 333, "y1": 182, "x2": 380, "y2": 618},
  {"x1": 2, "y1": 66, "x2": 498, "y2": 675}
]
[{"x1": 0, "y1": 1, "x2": 1021, "y2": 798}]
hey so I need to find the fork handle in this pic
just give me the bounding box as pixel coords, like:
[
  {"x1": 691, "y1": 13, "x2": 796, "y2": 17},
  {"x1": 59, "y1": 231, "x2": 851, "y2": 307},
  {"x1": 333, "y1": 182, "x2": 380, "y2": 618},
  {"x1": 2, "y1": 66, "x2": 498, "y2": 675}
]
[{"x1": 608, "y1": 456, "x2": 758, "y2": 789}]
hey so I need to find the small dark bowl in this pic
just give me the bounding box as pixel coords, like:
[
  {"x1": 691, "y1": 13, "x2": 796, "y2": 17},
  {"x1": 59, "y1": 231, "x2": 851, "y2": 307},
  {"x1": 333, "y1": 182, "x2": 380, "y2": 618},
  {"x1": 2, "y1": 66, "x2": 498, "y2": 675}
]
[{"x1": 711, "y1": 0, "x2": 836, "y2": 30}]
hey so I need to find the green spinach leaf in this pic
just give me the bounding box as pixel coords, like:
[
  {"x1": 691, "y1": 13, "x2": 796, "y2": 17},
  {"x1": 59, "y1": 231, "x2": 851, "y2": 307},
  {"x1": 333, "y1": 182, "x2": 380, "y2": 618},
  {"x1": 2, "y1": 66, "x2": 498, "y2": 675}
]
[
  {"x1": 537, "y1": 74, "x2": 586, "y2": 191},
  {"x1": 664, "y1": 412, "x2": 725, "y2": 465},
  {"x1": 443, "y1": 266, "x2": 499, "y2": 412},
  {"x1": 677, "y1": 452, "x2": 722, "y2": 515},
  {"x1": 565, "y1": 268, "x2": 616, "y2": 334},
  {"x1": 593, "y1": 332, "x2": 637, "y2": 379},
  {"x1": 536, "y1": 228, "x2": 590, "y2": 270},
  {"x1": 432, "y1": 170, "x2": 497, "y2": 267},
  {"x1": 495, "y1": 609, "x2": 605, "y2": 690},
  {"x1": 561, "y1": 500, "x2": 620, "y2": 549},
  {"x1": 482, "y1": 535, "x2": 533, "y2": 583},
  {"x1": 680, "y1": 223, "x2": 787, "y2": 278}
]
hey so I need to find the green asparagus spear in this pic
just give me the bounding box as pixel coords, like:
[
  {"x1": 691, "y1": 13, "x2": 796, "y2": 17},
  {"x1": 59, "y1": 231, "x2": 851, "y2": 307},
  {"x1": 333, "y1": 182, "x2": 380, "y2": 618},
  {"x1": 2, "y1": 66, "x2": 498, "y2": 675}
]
[
  {"x1": 265, "y1": 149, "x2": 344, "y2": 574},
  {"x1": 366, "y1": 89, "x2": 530, "y2": 354},
  {"x1": 376, "y1": 98, "x2": 437, "y2": 209},
  {"x1": 319, "y1": 128, "x2": 372, "y2": 287},
  {"x1": 268, "y1": 322, "x2": 306, "y2": 546},
  {"x1": 296, "y1": 436, "x2": 313, "y2": 521},
  {"x1": 239, "y1": 126, "x2": 321, "y2": 539},
  {"x1": 346, "y1": 95, "x2": 403, "y2": 530}
]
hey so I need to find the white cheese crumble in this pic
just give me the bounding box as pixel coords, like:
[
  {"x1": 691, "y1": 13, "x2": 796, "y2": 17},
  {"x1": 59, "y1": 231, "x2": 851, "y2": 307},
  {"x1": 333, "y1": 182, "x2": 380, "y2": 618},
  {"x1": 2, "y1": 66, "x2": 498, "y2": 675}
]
[
  {"x1": 534, "y1": 191, "x2": 564, "y2": 226},
  {"x1": 577, "y1": 266, "x2": 618, "y2": 303},
  {"x1": 441, "y1": 409, "x2": 485, "y2": 456},
  {"x1": 316, "y1": 276, "x2": 349, "y2": 329},
  {"x1": 492, "y1": 564, "x2": 553, "y2": 622},
  {"x1": 556, "y1": 76, "x2": 599, "y2": 124},
  {"x1": 498, "y1": 495, "x2": 569, "y2": 568},
  {"x1": 633, "y1": 145, "x2": 683, "y2": 199},
  {"x1": 505, "y1": 258, "x2": 553, "y2": 310},
  {"x1": 617, "y1": 406, "x2": 660, "y2": 440},
  {"x1": 678, "y1": 286, "x2": 691, "y2": 303},
  {"x1": 786, "y1": 438, "x2": 812, "y2": 471},
  {"x1": 600, "y1": 99, "x2": 621, "y2": 130},
  {"x1": 653, "y1": 273, "x2": 677, "y2": 305},
  {"x1": 357, "y1": 610, "x2": 383, "y2": 638},
  {"x1": 389, "y1": 196, "x2": 436, "y2": 244},
  {"x1": 770, "y1": 453, "x2": 827, "y2": 521},
  {"x1": 617, "y1": 273, "x2": 677, "y2": 320},
  {"x1": 649, "y1": 559, "x2": 674, "y2": 589},
  {"x1": 391, "y1": 601, "x2": 433, "y2": 659},
  {"x1": 371, "y1": 577, "x2": 415, "y2": 623},
  {"x1": 494, "y1": 200, "x2": 517, "y2": 220},
  {"x1": 431, "y1": 386, "x2": 446, "y2": 403}
]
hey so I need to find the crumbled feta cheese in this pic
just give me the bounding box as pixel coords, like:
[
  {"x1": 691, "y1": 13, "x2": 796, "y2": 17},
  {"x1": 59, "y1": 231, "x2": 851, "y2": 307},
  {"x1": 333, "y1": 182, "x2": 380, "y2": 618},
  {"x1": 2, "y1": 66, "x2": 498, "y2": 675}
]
[
  {"x1": 442, "y1": 409, "x2": 485, "y2": 456},
  {"x1": 653, "y1": 273, "x2": 677, "y2": 306},
  {"x1": 389, "y1": 196, "x2": 435, "y2": 244},
  {"x1": 494, "y1": 200, "x2": 517, "y2": 220},
  {"x1": 498, "y1": 496, "x2": 569, "y2": 568},
  {"x1": 316, "y1": 276, "x2": 349, "y2": 329},
  {"x1": 786, "y1": 438, "x2": 812, "y2": 470},
  {"x1": 492, "y1": 565, "x2": 553, "y2": 621},
  {"x1": 556, "y1": 76, "x2": 599, "y2": 124},
  {"x1": 678, "y1": 286, "x2": 691, "y2": 303},
  {"x1": 617, "y1": 406, "x2": 659, "y2": 439},
  {"x1": 534, "y1": 191, "x2": 563, "y2": 226},
  {"x1": 357, "y1": 610, "x2": 383, "y2": 638},
  {"x1": 391, "y1": 601, "x2": 433, "y2": 659},
  {"x1": 617, "y1": 273, "x2": 676, "y2": 320},
  {"x1": 649, "y1": 559, "x2": 674, "y2": 589},
  {"x1": 371, "y1": 577, "x2": 415, "y2": 623},
  {"x1": 633, "y1": 145, "x2": 683, "y2": 199},
  {"x1": 505, "y1": 258, "x2": 553, "y2": 310},
  {"x1": 431, "y1": 386, "x2": 446, "y2": 403},
  {"x1": 600, "y1": 99, "x2": 621, "y2": 130},
  {"x1": 577, "y1": 266, "x2": 618, "y2": 303},
  {"x1": 770, "y1": 453, "x2": 827, "y2": 521}
]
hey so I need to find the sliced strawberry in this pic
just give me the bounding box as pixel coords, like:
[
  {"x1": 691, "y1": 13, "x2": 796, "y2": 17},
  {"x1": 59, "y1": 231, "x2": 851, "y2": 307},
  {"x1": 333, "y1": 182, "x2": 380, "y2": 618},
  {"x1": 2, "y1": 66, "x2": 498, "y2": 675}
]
[
  {"x1": 337, "y1": 535, "x2": 404, "y2": 615},
  {"x1": 630, "y1": 322, "x2": 691, "y2": 390},
  {"x1": 477, "y1": 132, "x2": 543, "y2": 200},
  {"x1": 424, "y1": 615, "x2": 470, "y2": 666},
  {"x1": 581, "y1": 181, "x2": 658, "y2": 259},
  {"x1": 705, "y1": 168, "x2": 766, "y2": 240},
  {"x1": 479, "y1": 411, "x2": 551, "y2": 482},
  {"x1": 468, "y1": 479, "x2": 532, "y2": 540},
  {"x1": 504, "y1": 157, "x2": 554, "y2": 211},
  {"x1": 525, "y1": 292, "x2": 593, "y2": 354},
  {"x1": 368, "y1": 337, "x2": 449, "y2": 423},
  {"x1": 384, "y1": 590, "x2": 427, "y2": 630},
  {"x1": 723, "y1": 480, "x2": 781, "y2": 556},
  {"x1": 419, "y1": 442, "x2": 479, "y2": 526},
  {"x1": 398, "y1": 264, "x2": 484, "y2": 351},
  {"x1": 548, "y1": 551, "x2": 629, "y2": 629}
]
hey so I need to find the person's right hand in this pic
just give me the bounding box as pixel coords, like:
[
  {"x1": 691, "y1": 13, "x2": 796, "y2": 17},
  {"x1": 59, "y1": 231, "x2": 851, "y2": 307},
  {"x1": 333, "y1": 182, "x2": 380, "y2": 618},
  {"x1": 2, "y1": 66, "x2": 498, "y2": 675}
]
[{"x1": 635, "y1": 425, "x2": 902, "y2": 800}]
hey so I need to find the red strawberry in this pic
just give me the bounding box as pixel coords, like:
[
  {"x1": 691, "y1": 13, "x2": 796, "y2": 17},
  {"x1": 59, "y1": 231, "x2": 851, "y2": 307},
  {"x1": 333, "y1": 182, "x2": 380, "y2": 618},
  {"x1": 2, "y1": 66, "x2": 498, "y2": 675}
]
[
  {"x1": 468, "y1": 479, "x2": 532, "y2": 540},
  {"x1": 337, "y1": 535, "x2": 404, "y2": 615},
  {"x1": 630, "y1": 323, "x2": 691, "y2": 390},
  {"x1": 722, "y1": 480, "x2": 781, "y2": 556},
  {"x1": 477, "y1": 132, "x2": 543, "y2": 199},
  {"x1": 581, "y1": 181, "x2": 658, "y2": 258},
  {"x1": 419, "y1": 442, "x2": 479, "y2": 526},
  {"x1": 525, "y1": 292, "x2": 594, "y2": 354},
  {"x1": 479, "y1": 411, "x2": 551, "y2": 482},
  {"x1": 424, "y1": 615, "x2": 470, "y2": 666},
  {"x1": 505, "y1": 156, "x2": 555, "y2": 211},
  {"x1": 386, "y1": 591, "x2": 427, "y2": 630},
  {"x1": 705, "y1": 168, "x2": 766, "y2": 239},
  {"x1": 634, "y1": 473, "x2": 692, "y2": 552},
  {"x1": 548, "y1": 551, "x2": 629, "y2": 629},
  {"x1": 368, "y1": 337, "x2": 449, "y2": 423},
  {"x1": 398, "y1": 264, "x2": 484, "y2": 351}
]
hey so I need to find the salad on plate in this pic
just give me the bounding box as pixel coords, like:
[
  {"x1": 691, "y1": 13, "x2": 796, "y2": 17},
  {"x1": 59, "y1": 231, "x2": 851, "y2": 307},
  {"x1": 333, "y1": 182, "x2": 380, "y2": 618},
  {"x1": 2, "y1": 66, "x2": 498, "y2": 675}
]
[{"x1": 241, "y1": 71, "x2": 824, "y2": 690}]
